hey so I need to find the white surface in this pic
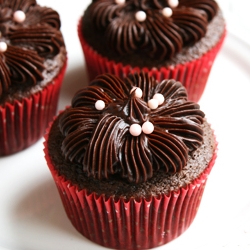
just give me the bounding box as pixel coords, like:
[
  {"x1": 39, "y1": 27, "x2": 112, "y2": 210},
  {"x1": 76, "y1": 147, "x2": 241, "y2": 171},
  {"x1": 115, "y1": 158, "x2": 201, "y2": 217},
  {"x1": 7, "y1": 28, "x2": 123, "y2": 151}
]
[{"x1": 1, "y1": 1, "x2": 250, "y2": 249}]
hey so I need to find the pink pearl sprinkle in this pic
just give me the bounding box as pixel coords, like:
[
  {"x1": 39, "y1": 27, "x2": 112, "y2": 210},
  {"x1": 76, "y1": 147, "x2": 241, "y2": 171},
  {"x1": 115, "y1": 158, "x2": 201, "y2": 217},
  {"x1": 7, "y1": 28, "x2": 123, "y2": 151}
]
[
  {"x1": 0, "y1": 42, "x2": 7, "y2": 53},
  {"x1": 135, "y1": 11, "x2": 147, "y2": 22},
  {"x1": 168, "y1": 0, "x2": 179, "y2": 8},
  {"x1": 162, "y1": 7, "x2": 173, "y2": 17},
  {"x1": 115, "y1": 0, "x2": 125, "y2": 4},
  {"x1": 142, "y1": 121, "x2": 154, "y2": 134},
  {"x1": 129, "y1": 124, "x2": 142, "y2": 136},
  {"x1": 95, "y1": 100, "x2": 105, "y2": 110},
  {"x1": 130, "y1": 87, "x2": 143, "y2": 98},
  {"x1": 148, "y1": 99, "x2": 159, "y2": 110},
  {"x1": 13, "y1": 10, "x2": 26, "y2": 23},
  {"x1": 153, "y1": 93, "x2": 165, "y2": 105}
]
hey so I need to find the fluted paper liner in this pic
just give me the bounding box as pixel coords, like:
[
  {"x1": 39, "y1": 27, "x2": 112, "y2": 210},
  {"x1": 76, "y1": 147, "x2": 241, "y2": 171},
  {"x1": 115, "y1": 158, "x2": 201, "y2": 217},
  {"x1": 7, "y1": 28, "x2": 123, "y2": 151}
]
[
  {"x1": 0, "y1": 62, "x2": 67, "y2": 156},
  {"x1": 44, "y1": 121, "x2": 217, "y2": 249},
  {"x1": 78, "y1": 19, "x2": 226, "y2": 103}
]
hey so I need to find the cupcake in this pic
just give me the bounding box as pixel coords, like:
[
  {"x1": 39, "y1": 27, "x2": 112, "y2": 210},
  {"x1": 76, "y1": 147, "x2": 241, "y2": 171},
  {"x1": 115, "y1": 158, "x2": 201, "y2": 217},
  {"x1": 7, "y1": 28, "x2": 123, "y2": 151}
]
[
  {"x1": 44, "y1": 72, "x2": 217, "y2": 249},
  {"x1": 0, "y1": 0, "x2": 67, "y2": 156},
  {"x1": 78, "y1": 0, "x2": 226, "y2": 102}
]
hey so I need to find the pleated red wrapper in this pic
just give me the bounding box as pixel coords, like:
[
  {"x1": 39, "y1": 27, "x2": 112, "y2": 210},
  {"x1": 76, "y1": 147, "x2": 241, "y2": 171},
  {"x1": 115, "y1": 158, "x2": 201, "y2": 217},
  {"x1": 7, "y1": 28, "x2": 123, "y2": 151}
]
[{"x1": 44, "y1": 117, "x2": 217, "y2": 249}]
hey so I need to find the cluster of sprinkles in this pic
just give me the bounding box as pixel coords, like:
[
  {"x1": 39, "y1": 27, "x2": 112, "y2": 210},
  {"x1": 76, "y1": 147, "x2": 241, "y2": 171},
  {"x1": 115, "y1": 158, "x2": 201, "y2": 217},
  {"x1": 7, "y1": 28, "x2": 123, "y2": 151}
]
[
  {"x1": 129, "y1": 121, "x2": 154, "y2": 136},
  {"x1": 94, "y1": 87, "x2": 165, "y2": 137},
  {"x1": 0, "y1": 10, "x2": 26, "y2": 53},
  {"x1": 114, "y1": 0, "x2": 179, "y2": 21}
]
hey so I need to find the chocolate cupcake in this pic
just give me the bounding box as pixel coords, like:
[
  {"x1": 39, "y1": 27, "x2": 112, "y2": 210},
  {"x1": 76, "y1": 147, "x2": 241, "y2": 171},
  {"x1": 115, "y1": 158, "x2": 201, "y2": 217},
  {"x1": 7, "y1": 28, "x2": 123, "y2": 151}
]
[
  {"x1": 0, "y1": 0, "x2": 67, "y2": 156},
  {"x1": 78, "y1": 0, "x2": 226, "y2": 102},
  {"x1": 44, "y1": 72, "x2": 217, "y2": 249}
]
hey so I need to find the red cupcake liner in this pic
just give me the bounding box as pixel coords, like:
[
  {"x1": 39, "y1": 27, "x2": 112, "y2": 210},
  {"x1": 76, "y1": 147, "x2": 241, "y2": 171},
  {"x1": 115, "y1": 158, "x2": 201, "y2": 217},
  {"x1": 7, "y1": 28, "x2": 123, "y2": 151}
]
[
  {"x1": 0, "y1": 61, "x2": 67, "y2": 156},
  {"x1": 44, "y1": 121, "x2": 217, "y2": 249},
  {"x1": 78, "y1": 19, "x2": 226, "y2": 103}
]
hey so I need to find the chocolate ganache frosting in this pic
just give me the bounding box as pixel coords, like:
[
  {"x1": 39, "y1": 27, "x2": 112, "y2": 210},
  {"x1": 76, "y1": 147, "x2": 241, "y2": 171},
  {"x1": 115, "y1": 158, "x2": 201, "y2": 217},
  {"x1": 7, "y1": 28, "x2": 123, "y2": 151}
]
[
  {"x1": 83, "y1": 0, "x2": 218, "y2": 60},
  {"x1": 0, "y1": 0, "x2": 65, "y2": 99},
  {"x1": 59, "y1": 73, "x2": 205, "y2": 184}
]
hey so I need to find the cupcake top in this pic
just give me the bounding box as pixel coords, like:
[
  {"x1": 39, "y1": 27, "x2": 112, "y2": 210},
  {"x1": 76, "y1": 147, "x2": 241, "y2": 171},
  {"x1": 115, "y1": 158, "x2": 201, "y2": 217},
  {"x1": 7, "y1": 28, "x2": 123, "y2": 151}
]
[
  {"x1": 58, "y1": 72, "x2": 205, "y2": 184},
  {"x1": 0, "y1": 0, "x2": 66, "y2": 104},
  {"x1": 82, "y1": 0, "x2": 224, "y2": 65}
]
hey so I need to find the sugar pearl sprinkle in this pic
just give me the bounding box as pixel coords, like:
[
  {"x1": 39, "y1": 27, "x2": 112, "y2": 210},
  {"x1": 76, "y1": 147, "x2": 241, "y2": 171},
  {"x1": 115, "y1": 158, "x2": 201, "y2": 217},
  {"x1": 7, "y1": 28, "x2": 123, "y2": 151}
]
[
  {"x1": 153, "y1": 93, "x2": 165, "y2": 105},
  {"x1": 115, "y1": 0, "x2": 125, "y2": 4},
  {"x1": 148, "y1": 99, "x2": 159, "y2": 110},
  {"x1": 142, "y1": 121, "x2": 154, "y2": 134},
  {"x1": 162, "y1": 7, "x2": 173, "y2": 18},
  {"x1": 130, "y1": 122, "x2": 154, "y2": 136},
  {"x1": 130, "y1": 87, "x2": 143, "y2": 98},
  {"x1": 135, "y1": 10, "x2": 147, "y2": 22},
  {"x1": 0, "y1": 42, "x2": 7, "y2": 53},
  {"x1": 13, "y1": 10, "x2": 26, "y2": 23},
  {"x1": 129, "y1": 124, "x2": 142, "y2": 136},
  {"x1": 95, "y1": 100, "x2": 105, "y2": 110},
  {"x1": 168, "y1": 0, "x2": 179, "y2": 8}
]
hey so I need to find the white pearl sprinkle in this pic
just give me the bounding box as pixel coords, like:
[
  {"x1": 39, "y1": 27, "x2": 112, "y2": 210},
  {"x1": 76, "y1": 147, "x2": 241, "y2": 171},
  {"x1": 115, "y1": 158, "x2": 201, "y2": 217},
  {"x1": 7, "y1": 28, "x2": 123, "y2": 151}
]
[
  {"x1": 115, "y1": 0, "x2": 125, "y2": 4},
  {"x1": 142, "y1": 121, "x2": 154, "y2": 134},
  {"x1": 95, "y1": 100, "x2": 105, "y2": 110},
  {"x1": 129, "y1": 124, "x2": 142, "y2": 136},
  {"x1": 162, "y1": 7, "x2": 173, "y2": 18},
  {"x1": 135, "y1": 10, "x2": 147, "y2": 22},
  {"x1": 153, "y1": 93, "x2": 165, "y2": 105},
  {"x1": 13, "y1": 10, "x2": 26, "y2": 23},
  {"x1": 168, "y1": 0, "x2": 179, "y2": 8},
  {"x1": 130, "y1": 87, "x2": 143, "y2": 98},
  {"x1": 148, "y1": 99, "x2": 159, "y2": 110},
  {"x1": 0, "y1": 42, "x2": 7, "y2": 53}
]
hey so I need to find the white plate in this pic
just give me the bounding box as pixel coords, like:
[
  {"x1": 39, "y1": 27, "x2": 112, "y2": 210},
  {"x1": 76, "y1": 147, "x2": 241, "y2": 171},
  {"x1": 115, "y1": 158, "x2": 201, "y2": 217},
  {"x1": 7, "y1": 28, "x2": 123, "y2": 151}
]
[{"x1": 1, "y1": 1, "x2": 250, "y2": 249}]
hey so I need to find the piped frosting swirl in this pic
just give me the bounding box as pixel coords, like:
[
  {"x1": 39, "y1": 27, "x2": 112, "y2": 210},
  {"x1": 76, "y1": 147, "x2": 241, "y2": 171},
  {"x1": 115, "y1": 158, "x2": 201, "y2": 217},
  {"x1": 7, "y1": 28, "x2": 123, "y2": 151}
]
[
  {"x1": 59, "y1": 73, "x2": 205, "y2": 184},
  {"x1": 83, "y1": 0, "x2": 218, "y2": 60},
  {"x1": 0, "y1": 0, "x2": 65, "y2": 97}
]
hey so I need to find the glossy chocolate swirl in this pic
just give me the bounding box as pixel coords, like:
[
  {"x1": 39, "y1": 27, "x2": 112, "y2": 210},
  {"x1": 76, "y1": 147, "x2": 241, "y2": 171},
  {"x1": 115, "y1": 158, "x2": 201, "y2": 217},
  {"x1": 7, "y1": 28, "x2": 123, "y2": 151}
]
[
  {"x1": 0, "y1": 0, "x2": 64, "y2": 96},
  {"x1": 85, "y1": 0, "x2": 218, "y2": 59},
  {"x1": 59, "y1": 72, "x2": 205, "y2": 183}
]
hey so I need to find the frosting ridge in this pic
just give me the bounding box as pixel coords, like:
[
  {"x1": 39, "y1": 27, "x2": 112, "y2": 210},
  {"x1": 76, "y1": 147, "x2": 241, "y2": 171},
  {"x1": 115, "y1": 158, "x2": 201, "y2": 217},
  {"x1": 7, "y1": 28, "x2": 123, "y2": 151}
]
[{"x1": 59, "y1": 73, "x2": 205, "y2": 183}]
